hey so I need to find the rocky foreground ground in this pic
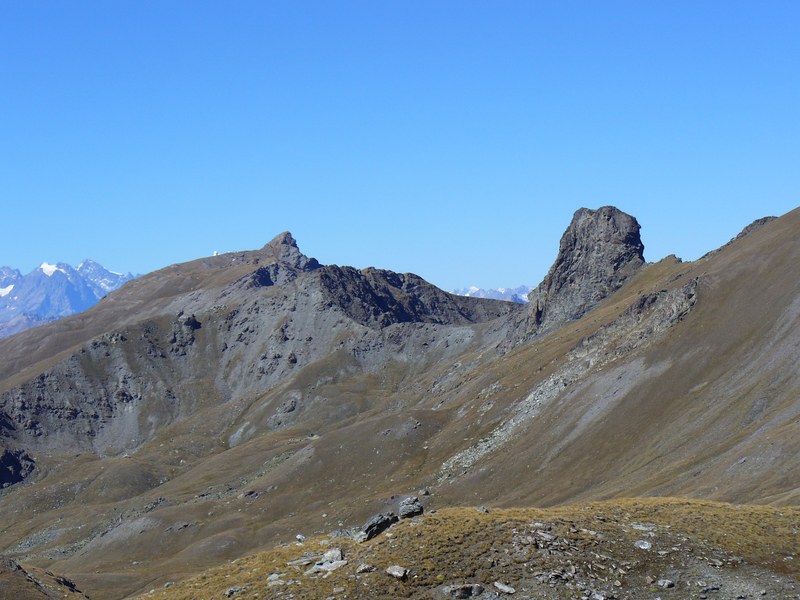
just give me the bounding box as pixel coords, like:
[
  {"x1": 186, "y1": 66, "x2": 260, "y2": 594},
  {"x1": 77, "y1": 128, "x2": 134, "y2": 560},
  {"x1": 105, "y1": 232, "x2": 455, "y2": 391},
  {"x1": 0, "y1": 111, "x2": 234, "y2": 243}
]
[{"x1": 138, "y1": 498, "x2": 799, "y2": 600}]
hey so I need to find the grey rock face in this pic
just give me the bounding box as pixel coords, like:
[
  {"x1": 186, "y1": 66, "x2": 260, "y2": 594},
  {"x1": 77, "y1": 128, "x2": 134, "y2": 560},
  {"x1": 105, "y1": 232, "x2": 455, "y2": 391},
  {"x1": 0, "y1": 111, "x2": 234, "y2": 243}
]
[
  {"x1": 239, "y1": 232, "x2": 321, "y2": 289},
  {"x1": 263, "y1": 231, "x2": 321, "y2": 273},
  {"x1": 0, "y1": 447, "x2": 34, "y2": 487},
  {"x1": 398, "y1": 496, "x2": 424, "y2": 519},
  {"x1": 361, "y1": 512, "x2": 399, "y2": 541},
  {"x1": 528, "y1": 206, "x2": 645, "y2": 332},
  {"x1": 315, "y1": 266, "x2": 517, "y2": 329},
  {"x1": 442, "y1": 279, "x2": 698, "y2": 483}
]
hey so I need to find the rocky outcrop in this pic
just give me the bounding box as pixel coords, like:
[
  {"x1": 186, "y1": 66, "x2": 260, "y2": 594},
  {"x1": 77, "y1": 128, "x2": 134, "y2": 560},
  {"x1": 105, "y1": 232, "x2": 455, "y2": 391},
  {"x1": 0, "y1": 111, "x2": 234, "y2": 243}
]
[
  {"x1": 238, "y1": 231, "x2": 322, "y2": 289},
  {"x1": 0, "y1": 447, "x2": 34, "y2": 487},
  {"x1": 360, "y1": 512, "x2": 399, "y2": 541},
  {"x1": 398, "y1": 496, "x2": 424, "y2": 518},
  {"x1": 528, "y1": 206, "x2": 645, "y2": 333},
  {"x1": 315, "y1": 266, "x2": 519, "y2": 329},
  {"x1": 262, "y1": 231, "x2": 321, "y2": 273}
]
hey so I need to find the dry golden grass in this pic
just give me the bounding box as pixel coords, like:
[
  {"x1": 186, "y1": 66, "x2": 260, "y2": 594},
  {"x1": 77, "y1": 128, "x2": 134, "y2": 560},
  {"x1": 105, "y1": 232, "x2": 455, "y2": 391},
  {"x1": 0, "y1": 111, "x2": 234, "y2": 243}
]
[{"x1": 137, "y1": 497, "x2": 800, "y2": 599}]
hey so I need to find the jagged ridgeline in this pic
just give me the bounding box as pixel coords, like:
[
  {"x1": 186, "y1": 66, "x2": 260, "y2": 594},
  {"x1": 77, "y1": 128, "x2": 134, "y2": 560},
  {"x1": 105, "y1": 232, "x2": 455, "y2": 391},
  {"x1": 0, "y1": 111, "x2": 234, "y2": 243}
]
[{"x1": 1, "y1": 206, "x2": 798, "y2": 599}]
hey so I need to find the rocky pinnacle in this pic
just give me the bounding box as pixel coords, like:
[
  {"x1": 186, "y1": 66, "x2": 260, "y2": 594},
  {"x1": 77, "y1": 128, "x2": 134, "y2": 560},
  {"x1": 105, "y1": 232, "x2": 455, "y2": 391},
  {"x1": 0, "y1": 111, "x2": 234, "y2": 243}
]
[
  {"x1": 528, "y1": 206, "x2": 645, "y2": 332},
  {"x1": 263, "y1": 231, "x2": 321, "y2": 272}
]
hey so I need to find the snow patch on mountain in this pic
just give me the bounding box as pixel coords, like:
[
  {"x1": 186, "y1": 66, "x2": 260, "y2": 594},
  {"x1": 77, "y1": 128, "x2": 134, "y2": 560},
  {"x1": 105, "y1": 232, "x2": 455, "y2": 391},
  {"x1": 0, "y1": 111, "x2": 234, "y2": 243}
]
[
  {"x1": 39, "y1": 262, "x2": 65, "y2": 277},
  {"x1": 0, "y1": 285, "x2": 14, "y2": 297}
]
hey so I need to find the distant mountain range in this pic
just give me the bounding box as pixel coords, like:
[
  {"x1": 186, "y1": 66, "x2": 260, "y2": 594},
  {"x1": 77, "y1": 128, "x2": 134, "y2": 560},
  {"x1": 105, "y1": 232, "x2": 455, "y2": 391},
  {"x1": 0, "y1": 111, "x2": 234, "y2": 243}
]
[
  {"x1": 452, "y1": 285, "x2": 532, "y2": 303},
  {"x1": 0, "y1": 260, "x2": 137, "y2": 338}
]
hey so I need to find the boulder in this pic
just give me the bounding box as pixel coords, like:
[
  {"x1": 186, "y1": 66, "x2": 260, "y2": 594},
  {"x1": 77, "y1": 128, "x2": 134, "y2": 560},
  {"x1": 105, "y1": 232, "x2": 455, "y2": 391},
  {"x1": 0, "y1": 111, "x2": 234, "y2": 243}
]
[
  {"x1": 386, "y1": 565, "x2": 408, "y2": 580},
  {"x1": 399, "y1": 496, "x2": 424, "y2": 519},
  {"x1": 494, "y1": 581, "x2": 516, "y2": 594},
  {"x1": 361, "y1": 511, "x2": 398, "y2": 541}
]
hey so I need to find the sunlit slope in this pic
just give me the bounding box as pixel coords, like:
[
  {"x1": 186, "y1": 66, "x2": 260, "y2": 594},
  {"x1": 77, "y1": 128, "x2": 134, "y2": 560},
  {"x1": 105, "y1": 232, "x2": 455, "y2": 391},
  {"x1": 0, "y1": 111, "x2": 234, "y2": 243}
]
[
  {"x1": 138, "y1": 498, "x2": 800, "y2": 600},
  {"x1": 1, "y1": 210, "x2": 799, "y2": 599}
]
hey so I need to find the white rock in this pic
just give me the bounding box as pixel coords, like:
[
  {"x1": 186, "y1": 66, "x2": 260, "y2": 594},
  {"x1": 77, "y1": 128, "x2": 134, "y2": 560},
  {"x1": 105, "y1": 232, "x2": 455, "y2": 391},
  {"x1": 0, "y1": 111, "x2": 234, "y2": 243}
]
[
  {"x1": 386, "y1": 565, "x2": 408, "y2": 579},
  {"x1": 356, "y1": 563, "x2": 376, "y2": 573},
  {"x1": 322, "y1": 548, "x2": 343, "y2": 562},
  {"x1": 494, "y1": 581, "x2": 516, "y2": 594}
]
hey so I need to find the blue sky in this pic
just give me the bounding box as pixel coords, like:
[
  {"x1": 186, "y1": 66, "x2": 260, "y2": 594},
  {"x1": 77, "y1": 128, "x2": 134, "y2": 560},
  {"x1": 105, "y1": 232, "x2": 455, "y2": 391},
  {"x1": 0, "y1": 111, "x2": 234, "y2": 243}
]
[{"x1": 2, "y1": 2, "x2": 798, "y2": 290}]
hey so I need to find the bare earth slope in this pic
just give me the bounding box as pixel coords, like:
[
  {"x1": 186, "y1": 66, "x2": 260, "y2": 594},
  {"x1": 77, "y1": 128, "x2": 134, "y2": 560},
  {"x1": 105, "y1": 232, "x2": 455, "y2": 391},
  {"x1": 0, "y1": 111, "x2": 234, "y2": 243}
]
[{"x1": 1, "y1": 207, "x2": 799, "y2": 598}]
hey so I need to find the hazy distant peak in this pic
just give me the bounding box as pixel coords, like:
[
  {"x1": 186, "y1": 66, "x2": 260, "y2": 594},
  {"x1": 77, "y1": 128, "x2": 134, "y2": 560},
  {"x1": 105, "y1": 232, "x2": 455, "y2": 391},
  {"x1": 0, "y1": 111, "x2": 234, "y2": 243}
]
[
  {"x1": 77, "y1": 258, "x2": 120, "y2": 274},
  {"x1": 0, "y1": 266, "x2": 22, "y2": 286},
  {"x1": 452, "y1": 285, "x2": 532, "y2": 303},
  {"x1": 39, "y1": 261, "x2": 69, "y2": 277},
  {"x1": 0, "y1": 258, "x2": 137, "y2": 338}
]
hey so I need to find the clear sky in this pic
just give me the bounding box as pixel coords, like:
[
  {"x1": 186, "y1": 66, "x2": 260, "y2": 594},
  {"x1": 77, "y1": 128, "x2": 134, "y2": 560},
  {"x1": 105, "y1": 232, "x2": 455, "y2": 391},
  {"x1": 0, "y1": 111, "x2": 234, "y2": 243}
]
[{"x1": 2, "y1": 2, "x2": 798, "y2": 290}]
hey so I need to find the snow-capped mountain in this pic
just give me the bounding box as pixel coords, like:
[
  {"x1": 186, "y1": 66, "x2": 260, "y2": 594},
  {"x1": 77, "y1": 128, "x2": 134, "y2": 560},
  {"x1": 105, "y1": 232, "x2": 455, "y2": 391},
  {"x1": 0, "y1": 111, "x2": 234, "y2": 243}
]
[
  {"x1": 77, "y1": 259, "x2": 135, "y2": 295},
  {"x1": 0, "y1": 266, "x2": 21, "y2": 289},
  {"x1": 0, "y1": 260, "x2": 137, "y2": 338},
  {"x1": 452, "y1": 285, "x2": 532, "y2": 304}
]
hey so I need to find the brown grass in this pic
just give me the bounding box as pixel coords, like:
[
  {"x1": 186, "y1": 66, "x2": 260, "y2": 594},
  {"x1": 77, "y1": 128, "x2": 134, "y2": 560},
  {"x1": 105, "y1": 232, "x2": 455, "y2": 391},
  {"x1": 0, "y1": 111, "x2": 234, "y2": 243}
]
[{"x1": 136, "y1": 497, "x2": 800, "y2": 599}]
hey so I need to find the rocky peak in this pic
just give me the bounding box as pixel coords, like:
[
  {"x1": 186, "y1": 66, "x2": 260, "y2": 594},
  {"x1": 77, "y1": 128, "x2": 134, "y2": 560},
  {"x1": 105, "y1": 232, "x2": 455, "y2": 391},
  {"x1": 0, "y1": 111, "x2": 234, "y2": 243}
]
[
  {"x1": 528, "y1": 206, "x2": 645, "y2": 331},
  {"x1": 0, "y1": 267, "x2": 22, "y2": 286},
  {"x1": 263, "y1": 231, "x2": 321, "y2": 272}
]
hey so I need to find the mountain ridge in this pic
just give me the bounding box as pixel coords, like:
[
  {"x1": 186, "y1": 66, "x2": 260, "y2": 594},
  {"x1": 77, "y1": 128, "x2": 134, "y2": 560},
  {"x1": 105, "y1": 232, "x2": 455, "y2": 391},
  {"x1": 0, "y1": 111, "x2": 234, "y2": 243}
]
[{"x1": 0, "y1": 206, "x2": 798, "y2": 599}]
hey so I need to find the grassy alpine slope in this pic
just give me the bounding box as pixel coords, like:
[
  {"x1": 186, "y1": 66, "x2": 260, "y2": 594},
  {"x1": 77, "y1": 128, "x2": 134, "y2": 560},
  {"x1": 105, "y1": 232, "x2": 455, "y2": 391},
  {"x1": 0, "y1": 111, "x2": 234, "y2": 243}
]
[{"x1": 139, "y1": 498, "x2": 800, "y2": 599}]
